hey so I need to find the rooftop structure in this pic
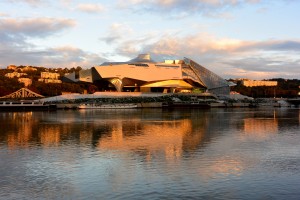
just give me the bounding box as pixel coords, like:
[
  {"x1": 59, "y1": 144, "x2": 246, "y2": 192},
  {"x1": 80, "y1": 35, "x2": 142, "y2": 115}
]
[{"x1": 63, "y1": 54, "x2": 231, "y2": 96}]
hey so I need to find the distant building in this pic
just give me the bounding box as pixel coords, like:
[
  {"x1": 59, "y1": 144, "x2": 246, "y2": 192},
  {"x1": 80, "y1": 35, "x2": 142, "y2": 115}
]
[
  {"x1": 38, "y1": 72, "x2": 62, "y2": 83},
  {"x1": 18, "y1": 78, "x2": 32, "y2": 87},
  {"x1": 43, "y1": 79, "x2": 62, "y2": 84},
  {"x1": 63, "y1": 54, "x2": 231, "y2": 96},
  {"x1": 5, "y1": 72, "x2": 27, "y2": 78},
  {"x1": 242, "y1": 80, "x2": 277, "y2": 87},
  {"x1": 5, "y1": 71, "x2": 32, "y2": 86},
  {"x1": 20, "y1": 66, "x2": 37, "y2": 72},
  {"x1": 40, "y1": 72, "x2": 60, "y2": 79},
  {"x1": 7, "y1": 65, "x2": 17, "y2": 71}
]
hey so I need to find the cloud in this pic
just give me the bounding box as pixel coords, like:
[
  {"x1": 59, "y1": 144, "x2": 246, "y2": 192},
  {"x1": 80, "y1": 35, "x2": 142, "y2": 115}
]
[
  {"x1": 0, "y1": 45, "x2": 107, "y2": 68},
  {"x1": 23, "y1": 0, "x2": 42, "y2": 4},
  {"x1": 0, "y1": 17, "x2": 76, "y2": 59},
  {"x1": 7, "y1": 0, "x2": 44, "y2": 6},
  {"x1": 117, "y1": 33, "x2": 244, "y2": 57},
  {"x1": 139, "y1": 35, "x2": 300, "y2": 56},
  {"x1": 104, "y1": 31, "x2": 300, "y2": 79},
  {"x1": 43, "y1": 46, "x2": 107, "y2": 67},
  {"x1": 0, "y1": 12, "x2": 9, "y2": 17},
  {"x1": 0, "y1": 17, "x2": 103, "y2": 68},
  {"x1": 117, "y1": 0, "x2": 265, "y2": 16},
  {"x1": 100, "y1": 23, "x2": 134, "y2": 44},
  {"x1": 76, "y1": 3, "x2": 106, "y2": 13},
  {"x1": 222, "y1": 57, "x2": 300, "y2": 79},
  {"x1": 230, "y1": 40, "x2": 300, "y2": 52},
  {"x1": 0, "y1": 17, "x2": 76, "y2": 38}
]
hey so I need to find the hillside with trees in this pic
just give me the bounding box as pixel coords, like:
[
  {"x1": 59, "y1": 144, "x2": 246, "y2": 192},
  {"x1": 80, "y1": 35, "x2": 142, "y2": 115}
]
[
  {"x1": 231, "y1": 78, "x2": 300, "y2": 98},
  {"x1": 0, "y1": 66, "x2": 97, "y2": 97}
]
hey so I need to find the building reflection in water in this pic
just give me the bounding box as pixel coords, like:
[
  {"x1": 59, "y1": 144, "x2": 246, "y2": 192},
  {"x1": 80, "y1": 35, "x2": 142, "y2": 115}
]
[
  {"x1": 1, "y1": 110, "x2": 211, "y2": 159},
  {"x1": 39, "y1": 126, "x2": 60, "y2": 146},
  {"x1": 4, "y1": 112, "x2": 35, "y2": 148},
  {"x1": 2, "y1": 109, "x2": 299, "y2": 185},
  {"x1": 242, "y1": 110, "x2": 279, "y2": 141},
  {"x1": 95, "y1": 118, "x2": 193, "y2": 161},
  {"x1": 243, "y1": 118, "x2": 278, "y2": 139}
]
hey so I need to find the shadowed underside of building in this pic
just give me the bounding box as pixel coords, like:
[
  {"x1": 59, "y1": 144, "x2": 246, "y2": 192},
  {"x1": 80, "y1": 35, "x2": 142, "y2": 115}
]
[{"x1": 63, "y1": 54, "x2": 230, "y2": 96}]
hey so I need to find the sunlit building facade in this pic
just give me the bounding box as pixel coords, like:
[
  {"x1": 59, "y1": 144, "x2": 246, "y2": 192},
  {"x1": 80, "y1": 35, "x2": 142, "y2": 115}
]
[
  {"x1": 63, "y1": 54, "x2": 230, "y2": 95},
  {"x1": 38, "y1": 72, "x2": 62, "y2": 83},
  {"x1": 242, "y1": 80, "x2": 278, "y2": 87},
  {"x1": 5, "y1": 72, "x2": 27, "y2": 78},
  {"x1": 18, "y1": 78, "x2": 32, "y2": 87}
]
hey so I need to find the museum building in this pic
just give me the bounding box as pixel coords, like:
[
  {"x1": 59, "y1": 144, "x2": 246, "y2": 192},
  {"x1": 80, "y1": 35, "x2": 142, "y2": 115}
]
[{"x1": 63, "y1": 54, "x2": 231, "y2": 96}]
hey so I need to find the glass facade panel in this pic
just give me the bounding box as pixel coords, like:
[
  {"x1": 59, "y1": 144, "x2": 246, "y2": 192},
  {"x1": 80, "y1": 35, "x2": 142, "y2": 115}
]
[{"x1": 184, "y1": 58, "x2": 230, "y2": 95}]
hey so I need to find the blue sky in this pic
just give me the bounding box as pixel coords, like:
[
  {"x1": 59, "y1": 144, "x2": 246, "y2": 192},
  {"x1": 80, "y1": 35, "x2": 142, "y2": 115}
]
[{"x1": 0, "y1": 0, "x2": 299, "y2": 79}]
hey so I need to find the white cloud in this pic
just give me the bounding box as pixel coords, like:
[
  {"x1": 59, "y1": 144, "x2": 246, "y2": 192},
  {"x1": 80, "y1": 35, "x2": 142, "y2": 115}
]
[
  {"x1": 0, "y1": 17, "x2": 101, "y2": 68},
  {"x1": 100, "y1": 23, "x2": 134, "y2": 44},
  {"x1": 0, "y1": 17, "x2": 76, "y2": 57},
  {"x1": 0, "y1": 44, "x2": 107, "y2": 68},
  {"x1": 43, "y1": 46, "x2": 107, "y2": 67},
  {"x1": 118, "y1": 0, "x2": 265, "y2": 15},
  {"x1": 0, "y1": 12, "x2": 9, "y2": 17},
  {"x1": 76, "y1": 3, "x2": 106, "y2": 13},
  {"x1": 7, "y1": 0, "x2": 44, "y2": 6},
  {"x1": 0, "y1": 17, "x2": 76, "y2": 38}
]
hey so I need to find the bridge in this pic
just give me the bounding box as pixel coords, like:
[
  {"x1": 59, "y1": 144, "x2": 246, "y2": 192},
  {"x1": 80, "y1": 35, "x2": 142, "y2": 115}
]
[{"x1": 0, "y1": 88, "x2": 44, "y2": 99}]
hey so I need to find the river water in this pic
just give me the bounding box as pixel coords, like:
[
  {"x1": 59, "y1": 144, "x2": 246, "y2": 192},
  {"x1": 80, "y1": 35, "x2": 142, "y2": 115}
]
[{"x1": 0, "y1": 108, "x2": 299, "y2": 200}]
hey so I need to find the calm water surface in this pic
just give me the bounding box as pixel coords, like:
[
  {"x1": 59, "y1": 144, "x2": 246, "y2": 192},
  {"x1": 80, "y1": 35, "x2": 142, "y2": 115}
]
[{"x1": 0, "y1": 108, "x2": 299, "y2": 199}]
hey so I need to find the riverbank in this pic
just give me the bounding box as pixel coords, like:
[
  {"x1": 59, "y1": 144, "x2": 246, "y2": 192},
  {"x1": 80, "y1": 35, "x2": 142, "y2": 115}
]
[
  {"x1": 54, "y1": 101, "x2": 293, "y2": 110},
  {"x1": 0, "y1": 92, "x2": 296, "y2": 111}
]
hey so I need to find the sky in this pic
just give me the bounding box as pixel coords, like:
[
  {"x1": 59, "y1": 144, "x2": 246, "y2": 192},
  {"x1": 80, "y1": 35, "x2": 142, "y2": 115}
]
[{"x1": 0, "y1": 0, "x2": 300, "y2": 80}]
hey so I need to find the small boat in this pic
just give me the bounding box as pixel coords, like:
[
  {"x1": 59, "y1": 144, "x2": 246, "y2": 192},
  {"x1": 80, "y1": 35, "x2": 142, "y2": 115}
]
[{"x1": 78, "y1": 103, "x2": 138, "y2": 109}]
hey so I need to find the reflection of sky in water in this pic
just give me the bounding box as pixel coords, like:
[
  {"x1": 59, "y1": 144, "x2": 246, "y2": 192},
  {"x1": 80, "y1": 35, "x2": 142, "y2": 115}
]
[{"x1": 0, "y1": 108, "x2": 300, "y2": 199}]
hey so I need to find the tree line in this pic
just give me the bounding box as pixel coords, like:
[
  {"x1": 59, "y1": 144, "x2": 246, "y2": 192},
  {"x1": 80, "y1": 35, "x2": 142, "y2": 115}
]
[{"x1": 231, "y1": 78, "x2": 300, "y2": 98}]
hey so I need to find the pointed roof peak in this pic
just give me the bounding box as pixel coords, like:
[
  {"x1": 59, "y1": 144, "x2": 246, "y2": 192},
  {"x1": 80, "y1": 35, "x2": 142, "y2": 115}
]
[{"x1": 129, "y1": 54, "x2": 156, "y2": 63}]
